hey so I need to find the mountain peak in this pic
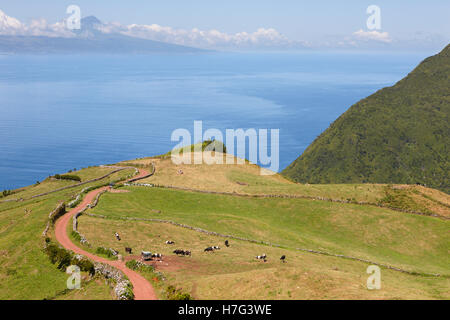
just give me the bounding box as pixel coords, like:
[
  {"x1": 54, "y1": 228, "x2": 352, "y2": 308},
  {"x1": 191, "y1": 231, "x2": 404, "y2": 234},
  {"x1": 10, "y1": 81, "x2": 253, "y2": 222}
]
[
  {"x1": 73, "y1": 16, "x2": 103, "y2": 38},
  {"x1": 80, "y1": 16, "x2": 102, "y2": 29}
]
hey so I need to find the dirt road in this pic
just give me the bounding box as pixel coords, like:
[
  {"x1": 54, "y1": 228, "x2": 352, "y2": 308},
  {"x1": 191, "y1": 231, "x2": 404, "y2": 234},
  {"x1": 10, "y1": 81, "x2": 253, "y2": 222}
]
[{"x1": 54, "y1": 168, "x2": 158, "y2": 300}]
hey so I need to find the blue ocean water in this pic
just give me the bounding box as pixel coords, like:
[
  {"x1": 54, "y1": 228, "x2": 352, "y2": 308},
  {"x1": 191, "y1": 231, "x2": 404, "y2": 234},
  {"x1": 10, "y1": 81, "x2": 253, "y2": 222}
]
[{"x1": 0, "y1": 51, "x2": 431, "y2": 190}]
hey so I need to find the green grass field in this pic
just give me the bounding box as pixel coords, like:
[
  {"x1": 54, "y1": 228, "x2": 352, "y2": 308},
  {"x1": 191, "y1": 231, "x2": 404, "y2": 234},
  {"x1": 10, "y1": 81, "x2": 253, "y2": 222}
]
[
  {"x1": 0, "y1": 167, "x2": 134, "y2": 300},
  {"x1": 77, "y1": 214, "x2": 449, "y2": 300},
  {"x1": 132, "y1": 155, "x2": 449, "y2": 217},
  {"x1": 89, "y1": 187, "x2": 449, "y2": 276},
  {"x1": 0, "y1": 153, "x2": 448, "y2": 300}
]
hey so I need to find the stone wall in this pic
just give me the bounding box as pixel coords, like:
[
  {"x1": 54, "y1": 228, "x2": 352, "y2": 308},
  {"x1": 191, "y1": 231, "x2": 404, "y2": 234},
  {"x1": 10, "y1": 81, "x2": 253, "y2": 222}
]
[
  {"x1": 94, "y1": 262, "x2": 134, "y2": 300},
  {"x1": 85, "y1": 212, "x2": 445, "y2": 278}
]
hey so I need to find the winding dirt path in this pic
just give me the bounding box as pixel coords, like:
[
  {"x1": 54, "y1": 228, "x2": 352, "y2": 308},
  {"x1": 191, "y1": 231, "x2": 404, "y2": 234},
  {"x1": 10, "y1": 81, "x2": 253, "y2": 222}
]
[{"x1": 54, "y1": 168, "x2": 158, "y2": 300}]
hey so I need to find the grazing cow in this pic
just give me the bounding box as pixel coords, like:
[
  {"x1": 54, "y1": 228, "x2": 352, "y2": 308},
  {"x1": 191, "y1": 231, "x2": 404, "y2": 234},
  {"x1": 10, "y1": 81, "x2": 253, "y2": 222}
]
[
  {"x1": 225, "y1": 240, "x2": 230, "y2": 247},
  {"x1": 256, "y1": 254, "x2": 267, "y2": 262},
  {"x1": 173, "y1": 249, "x2": 191, "y2": 256},
  {"x1": 165, "y1": 240, "x2": 175, "y2": 245},
  {"x1": 114, "y1": 232, "x2": 121, "y2": 241},
  {"x1": 280, "y1": 255, "x2": 286, "y2": 263},
  {"x1": 204, "y1": 247, "x2": 214, "y2": 252},
  {"x1": 152, "y1": 253, "x2": 163, "y2": 260},
  {"x1": 125, "y1": 247, "x2": 132, "y2": 254}
]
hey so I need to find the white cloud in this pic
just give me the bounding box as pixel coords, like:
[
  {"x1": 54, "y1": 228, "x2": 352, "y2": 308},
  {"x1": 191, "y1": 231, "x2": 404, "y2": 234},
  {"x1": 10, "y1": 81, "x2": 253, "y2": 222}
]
[
  {"x1": 0, "y1": 9, "x2": 301, "y2": 49},
  {"x1": 0, "y1": 10, "x2": 74, "y2": 38},
  {"x1": 0, "y1": 9, "x2": 23, "y2": 34},
  {"x1": 352, "y1": 29, "x2": 392, "y2": 43},
  {"x1": 100, "y1": 22, "x2": 300, "y2": 49},
  {"x1": 1, "y1": 9, "x2": 445, "y2": 50}
]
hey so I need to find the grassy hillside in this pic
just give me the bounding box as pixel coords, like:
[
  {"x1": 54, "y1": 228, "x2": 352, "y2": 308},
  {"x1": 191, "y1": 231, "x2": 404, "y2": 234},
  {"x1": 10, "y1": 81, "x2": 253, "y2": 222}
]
[
  {"x1": 282, "y1": 44, "x2": 450, "y2": 193},
  {"x1": 0, "y1": 167, "x2": 134, "y2": 299},
  {"x1": 120, "y1": 154, "x2": 450, "y2": 217},
  {"x1": 88, "y1": 187, "x2": 450, "y2": 276},
  {"x1": 78, "y1": 215, "x2": 449, "y2": 300},
  {"x1": 0, "y1": 151, "x2": 448, "y2": 300}
]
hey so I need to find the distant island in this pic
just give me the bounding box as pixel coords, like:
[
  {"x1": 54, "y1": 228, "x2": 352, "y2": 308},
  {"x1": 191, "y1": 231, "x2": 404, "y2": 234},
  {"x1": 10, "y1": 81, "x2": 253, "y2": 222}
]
[{"x1": 0, "y1": 16, "x2": 206, "y2": 54}]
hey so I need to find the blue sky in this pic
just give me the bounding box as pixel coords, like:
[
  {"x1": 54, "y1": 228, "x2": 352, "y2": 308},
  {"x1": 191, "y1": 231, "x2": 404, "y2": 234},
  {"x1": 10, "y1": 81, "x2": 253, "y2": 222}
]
[{"x1": 0, "y1": 1, "x2": 449, "y2": 50}]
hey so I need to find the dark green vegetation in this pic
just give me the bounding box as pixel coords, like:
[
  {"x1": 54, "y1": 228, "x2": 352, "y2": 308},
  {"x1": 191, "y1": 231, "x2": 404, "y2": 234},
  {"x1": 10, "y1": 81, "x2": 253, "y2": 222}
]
[
  {"x1": 44, "y1": 240, "x2": 95, "y2": 275},
  {"x1": 95, "y1": 247, "x2": 117, "y2": 259},
  {"x1": 283, "y1": 44, "x2": 450, "y2": 193},
  {"x1": 165, "y1": 286, "x2": 193, "y2": 300},
  {"x1": 157, "y1": 139, "x2": 227, "y2": 158},
  {"x1": 53, "y1": 174, "x2": 82, "y2": 182}
]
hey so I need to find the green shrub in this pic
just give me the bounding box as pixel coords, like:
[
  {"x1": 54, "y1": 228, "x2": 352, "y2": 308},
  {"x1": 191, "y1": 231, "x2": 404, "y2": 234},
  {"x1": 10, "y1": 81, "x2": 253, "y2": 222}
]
[
  {"x1": 125, "y1": 260, "x2": 140, "y2": 270},
  {"x1": 49, "y1": 203, "x2": 66, "y2": 223},
  {"x1": 44, "y1": 243, "x2": 71, "y2": 270},
  {"x1": 45, "y1": 241, "x2": 95, "y2": 275},
  {"x1": 71, "y1": 257, "x2": 95, "y2": 276},
  {"x1": 71, "y1": 231, "x2": 81, "y2": 242},
  {"x1": 166, "y1": 285, "x2": 192, "y2": 300},
  {"x1": 126, "y1": 260, "x2": 154, "y2": 273},
  {"x1": 53, "y1": 174, "x2": 81, "y2": 182},
  {"x1": 45, "y1": 243, "x2": 61, "y2": 264},
  {"x1": 56, "y1": 249, "x2": 72, "y2": 270},
  {"x1": 95, "y1": 247, "x2": 116, "y2": 258},
  {"x1": 1, "y1": 190, "x2": 13, "y2": 198}
]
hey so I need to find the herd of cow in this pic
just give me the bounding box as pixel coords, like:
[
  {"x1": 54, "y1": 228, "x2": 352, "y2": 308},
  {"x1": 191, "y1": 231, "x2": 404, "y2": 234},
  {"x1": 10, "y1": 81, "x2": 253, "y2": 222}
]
[{"x1": 114, "y1": 232, "x2": 287, "y2": 263}]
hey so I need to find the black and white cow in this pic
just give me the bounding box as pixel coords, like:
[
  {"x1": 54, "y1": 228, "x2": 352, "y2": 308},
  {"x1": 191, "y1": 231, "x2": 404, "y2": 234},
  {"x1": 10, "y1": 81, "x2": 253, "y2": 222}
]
[
  {"x1": 114, "y1": 232, "x2": 121, "y2": 241},
  {"x1": 165, "y1": 240, "x2": 175, "y2": 245},
  {"x1": 256, "y1": 254, "x2": 267, "y2": 262},
  {"x1": 152, "y1": 253, "x2": 163, "y2": 260}
]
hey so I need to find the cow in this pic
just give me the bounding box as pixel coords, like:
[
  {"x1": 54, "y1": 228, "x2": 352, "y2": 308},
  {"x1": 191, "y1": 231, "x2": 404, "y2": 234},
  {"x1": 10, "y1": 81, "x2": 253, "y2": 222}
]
[
  {"x1": 114, "y1": 232, "x2": 121, "y2": 241},
  {"x1": 204, "y1": 247, "x2": 214, "y2": 252},
  {"x1": 280, "y1": 255, "x2": 286, "y2": 263},
  {"x1": 256, "y1": 254, "x2": 267, "y2": 262},
  {"x1": 152, "y1": 253, "x2": 163, "y2": 261},
  {"x1": 125, "y1": 247, "x2": 132, "y2": 254},
  {"x1": 173, "y1": 249, "x2": 191, "y2": 256},
  {"x1": 225, "y1": 240, "x2": 230, "y2": 247},
  {"x1": 165, "y1": 240, "x2": 175, "y2": 245}
]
